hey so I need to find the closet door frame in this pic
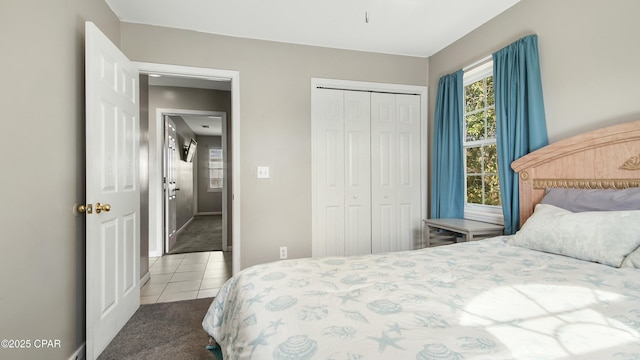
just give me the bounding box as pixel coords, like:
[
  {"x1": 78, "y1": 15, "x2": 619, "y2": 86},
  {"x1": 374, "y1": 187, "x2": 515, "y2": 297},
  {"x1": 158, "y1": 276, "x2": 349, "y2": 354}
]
[{"x1": 311, "y1": 78, "x2": 428, "y2": 257}]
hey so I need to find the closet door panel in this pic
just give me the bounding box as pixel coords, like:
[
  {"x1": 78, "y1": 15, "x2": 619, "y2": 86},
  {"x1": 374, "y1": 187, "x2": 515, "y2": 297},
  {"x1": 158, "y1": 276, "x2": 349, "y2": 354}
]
[
  {"x1": 376, "y1": 204, "x2": 394, "y2": 253},
  {"x1": 371, "y1": 93, "x2": 397, "y2": 253},
  {"x1": 371, "y1": 93, "x2": 422, "y2": 253},
  {"x1": 396, "y1": 94, "x2": 422, "y2": 251},
  {"x1": 324, "y1": 206, "x2": 343, "y2": 256},
  {"x1": 344, "y1": 91, "x2": 371, "y2": 256},
  {"x1": 312, "y1": 89, "x2": 345, "y2": 257}
]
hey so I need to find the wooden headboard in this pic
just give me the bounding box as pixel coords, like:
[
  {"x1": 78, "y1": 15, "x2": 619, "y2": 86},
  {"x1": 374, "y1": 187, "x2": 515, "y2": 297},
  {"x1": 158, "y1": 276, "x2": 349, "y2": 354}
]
[{"x1": 511, "y1": 120, "x2": 640, "y2": 226}]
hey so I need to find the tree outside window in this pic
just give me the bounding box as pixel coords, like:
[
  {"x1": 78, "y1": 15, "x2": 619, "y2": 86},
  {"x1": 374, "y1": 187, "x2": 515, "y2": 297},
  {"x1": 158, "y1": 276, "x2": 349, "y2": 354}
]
[{"x1": 464, "y1": 73, "x2": 501, "y2": 207}]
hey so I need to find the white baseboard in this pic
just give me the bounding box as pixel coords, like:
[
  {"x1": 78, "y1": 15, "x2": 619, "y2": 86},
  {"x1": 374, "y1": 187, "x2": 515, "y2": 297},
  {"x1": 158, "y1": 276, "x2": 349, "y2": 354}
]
[
  {"x1": 140, "y1": 271, "x2": 151, "y2": 287},
  {"x1": 197, "y1": 211, "x2": 222, "y2": 215},
  {"x1": 175, "y1": 217, "x2": 194, "y2": 236},
  {"x1": 69, "y1": 343, "x2": 85, "y2": 360}
]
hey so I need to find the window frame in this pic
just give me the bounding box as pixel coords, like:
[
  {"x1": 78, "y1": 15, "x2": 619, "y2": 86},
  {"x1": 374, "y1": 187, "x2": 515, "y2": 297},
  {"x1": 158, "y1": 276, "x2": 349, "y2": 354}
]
[
  {"x1": 463, "y1": 60, "x2": 504, "y2": 225},
  {"x1": 208, "y1": 147, "x2": 223, "y2": 192}
]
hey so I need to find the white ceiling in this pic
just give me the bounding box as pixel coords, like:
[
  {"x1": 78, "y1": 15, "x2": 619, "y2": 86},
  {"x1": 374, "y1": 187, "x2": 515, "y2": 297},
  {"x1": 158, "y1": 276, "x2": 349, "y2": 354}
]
[
  {"x1": 180, "y1": 115, "x2": 223, "y2": 136},
  {"x1": 170, "y1": 113, "x2": 222, "y2": 136},
  {"x1": 106, "y1": 0, "x2": 520, "y2": 57}
]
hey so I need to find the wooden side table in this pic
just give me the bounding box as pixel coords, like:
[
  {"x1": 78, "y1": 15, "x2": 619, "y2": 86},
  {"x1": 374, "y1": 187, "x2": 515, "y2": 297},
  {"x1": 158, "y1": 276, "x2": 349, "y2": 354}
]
[{"x1": 423, "y1": 218, "x2": 504, "y2": 247}]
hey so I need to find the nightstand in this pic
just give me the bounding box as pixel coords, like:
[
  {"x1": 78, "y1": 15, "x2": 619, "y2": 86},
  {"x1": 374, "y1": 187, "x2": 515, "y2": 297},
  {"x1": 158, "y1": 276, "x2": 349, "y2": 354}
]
[{"x1": 423, "y1": 218, "x2": 504, "y2": 247}]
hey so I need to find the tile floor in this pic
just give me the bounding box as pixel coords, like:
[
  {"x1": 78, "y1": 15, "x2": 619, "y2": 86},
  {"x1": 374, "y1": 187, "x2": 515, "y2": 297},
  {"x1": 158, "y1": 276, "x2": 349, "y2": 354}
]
[{"x1": 141, "y1": 251, "x2": 232, "y2": 304}]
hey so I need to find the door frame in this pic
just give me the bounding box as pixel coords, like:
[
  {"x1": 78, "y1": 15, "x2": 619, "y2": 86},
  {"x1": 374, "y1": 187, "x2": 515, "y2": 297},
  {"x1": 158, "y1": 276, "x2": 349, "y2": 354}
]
[
  {"x1": 310, "y1": 78, "x2": 428, "y2": 255},
  {"x1": 138, "y1": 62, "x2": 241, "y2": 275},
  {"x1": 159, "y1": 109, "x2": 229, "y2": 254}
]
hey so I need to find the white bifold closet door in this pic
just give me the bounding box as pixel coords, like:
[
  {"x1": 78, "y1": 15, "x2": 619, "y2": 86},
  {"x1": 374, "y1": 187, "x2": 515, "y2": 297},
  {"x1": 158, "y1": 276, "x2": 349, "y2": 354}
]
[
  {"x1": 370, "y1": 93, "x2": 422, "y2": 253},
  {"x1": 312, "y1": 88, "x2": 422, "y2": 257},
  {"x1": 312, "y1": 89, "x2": 372, "y2": 257}
]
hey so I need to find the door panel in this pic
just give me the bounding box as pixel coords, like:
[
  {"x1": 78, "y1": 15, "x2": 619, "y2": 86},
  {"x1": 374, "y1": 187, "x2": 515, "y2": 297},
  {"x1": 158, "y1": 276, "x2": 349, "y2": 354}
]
[
  {"x1": 122, "y1": 110, "x2": 137, "y2": 190},
  {"x1": 123, "y1": 213, "x2": 137, "y2": 293},
  {"x1": 165, "y1": 118, "x2": 178, "y2": 251},
  {"x1": 85, "y1": 21, "x2": 140, "y2": 360},
  {"x1": 371, "y1": 93, "x2": 421, "y2": 253},
  {"x1": 344, "y1": 91, "x2": 371, "y2": 256},
  {"x1": 312, "y1": 89, "x2": 345, "y2": 257},
  {"x1": 399, "y1": 203, "x2": 414, "y2": 251},
  {"x1": 325, "y1": 130, "x2": 340, "y2": 187},
  {"x1": 398, "y1": 132, "x2": 412, "y2": 186},
  {"x1": 101, "y1": 219, "x2": 117, "y2": 312},
  {"x1": 377, "y1": 204, "x2": 393, "y2": 253},
  {"x1": 325, "y1": 206, "x2": 342, "y2": 256},
  {"x1": 395, "y1": 94, "x2": 422, "y2": 250},
  {"x1": 371, "y1": 93, "x2": 396, "y2": 253}
]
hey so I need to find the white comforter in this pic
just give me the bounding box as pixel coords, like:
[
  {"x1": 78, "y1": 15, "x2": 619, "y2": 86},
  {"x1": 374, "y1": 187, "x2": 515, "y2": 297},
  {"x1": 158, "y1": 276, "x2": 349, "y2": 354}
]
[{"x1": 203, "y1": 237, "x2": 640, "y2": 359}]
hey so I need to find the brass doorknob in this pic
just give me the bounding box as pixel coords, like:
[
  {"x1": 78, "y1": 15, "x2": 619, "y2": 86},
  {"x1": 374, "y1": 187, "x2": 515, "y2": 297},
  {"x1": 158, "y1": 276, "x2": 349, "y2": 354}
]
[
  {"x1": 95, "y1": 202, "x2": 111, "y2": 214},
  {"x1": 77, "y1": 203, "x2": 93, "y2": 214}
]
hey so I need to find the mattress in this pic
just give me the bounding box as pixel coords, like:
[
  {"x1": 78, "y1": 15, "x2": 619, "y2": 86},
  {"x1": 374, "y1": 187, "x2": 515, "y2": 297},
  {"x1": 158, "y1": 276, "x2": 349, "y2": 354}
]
[{"x1": 203, "y1": 237, "x2": 640, "y2": 359}]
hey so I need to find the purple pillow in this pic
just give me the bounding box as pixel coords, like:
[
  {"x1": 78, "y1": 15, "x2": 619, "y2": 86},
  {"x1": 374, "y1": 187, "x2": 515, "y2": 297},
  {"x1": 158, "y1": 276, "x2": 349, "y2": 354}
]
[{"x1": 540, "y1": 188, "x2": 640, "y2": 212}]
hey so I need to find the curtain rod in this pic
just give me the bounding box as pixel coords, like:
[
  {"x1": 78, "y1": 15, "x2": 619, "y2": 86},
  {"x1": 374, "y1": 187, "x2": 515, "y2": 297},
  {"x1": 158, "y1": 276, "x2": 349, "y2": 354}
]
[{"x1": 316, "y1": 86, "x2": 419, "y2": 96}]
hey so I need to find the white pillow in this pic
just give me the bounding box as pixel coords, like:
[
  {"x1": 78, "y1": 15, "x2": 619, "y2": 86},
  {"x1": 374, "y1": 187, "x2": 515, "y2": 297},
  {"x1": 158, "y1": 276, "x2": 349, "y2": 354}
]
[
  {"x1": 621, "y1": 248, "x2": 640, "y2": 268},
  {"x1": 508, "y1": 204, "x2": 640, "y2": 267}
]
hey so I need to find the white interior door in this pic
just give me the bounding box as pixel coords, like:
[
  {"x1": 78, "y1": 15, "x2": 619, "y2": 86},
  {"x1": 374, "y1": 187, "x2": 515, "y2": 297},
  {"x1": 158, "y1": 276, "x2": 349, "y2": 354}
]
[
  {"x1": 85, "y1": 21, "x2": 140, "y2": 360},
  {"x1": 395, "y1": 94, "x2": 423, "y2": 250},
  {"x1": 312, "y1": 89, "x2": 371, "y2": 257},
  {"x1": 164, "y1": 116, "x2": 178, "y2": 252},
  {"x1": 371, "y1": 93, "x2": 421, "y2": 253},
  {"x1": 312, "y1": 89, "x2": 345, "y2": 257},
  {"x1": 344, "y1": 91, "x2": 371, "y2": 256}
]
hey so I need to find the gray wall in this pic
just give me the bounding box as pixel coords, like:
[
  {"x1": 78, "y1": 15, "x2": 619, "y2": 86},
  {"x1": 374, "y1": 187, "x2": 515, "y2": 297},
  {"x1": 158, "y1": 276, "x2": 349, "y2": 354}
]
[
  {"x1": 196, "y1": 136, "x2": 224, "y2": 214},
  {"x1": 0, "y1": 0, "x2": 120, "y2": 359},
  {"x1": 429, "y1": 0, "x2": 640, "y2": 145},
  {"x1": 121, "y1": 23, "x2": 430, "y2": 268}
]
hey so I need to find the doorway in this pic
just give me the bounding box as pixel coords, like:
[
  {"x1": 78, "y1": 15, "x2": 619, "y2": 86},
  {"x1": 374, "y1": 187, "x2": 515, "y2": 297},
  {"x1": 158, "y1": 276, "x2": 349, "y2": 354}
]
[
  {"x1": 136, "y1": 62, "x2": 242, "y2": 277},
  {"x1": 160, "y1": 110, "x2": 228, "y2": 255}
]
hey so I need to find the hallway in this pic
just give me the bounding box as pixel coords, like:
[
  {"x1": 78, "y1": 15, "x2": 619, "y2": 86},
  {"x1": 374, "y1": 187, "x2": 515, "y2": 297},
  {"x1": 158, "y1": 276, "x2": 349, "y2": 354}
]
[
  {"x1": 141, "y1": 251, "x2": 231, "y2": 304},
  {"x1": 169, "y1": 215, "x2": 223, "y2": 254}
]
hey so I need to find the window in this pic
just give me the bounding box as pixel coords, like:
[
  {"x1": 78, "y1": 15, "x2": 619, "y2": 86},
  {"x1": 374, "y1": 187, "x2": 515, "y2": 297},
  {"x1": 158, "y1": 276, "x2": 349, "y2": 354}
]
[
  {"x1": 463, "y1": 61, "x2": 503, "y2": 224},
  {"x1": 208, "y1": 148, "x2": 223, "y2": 191}
]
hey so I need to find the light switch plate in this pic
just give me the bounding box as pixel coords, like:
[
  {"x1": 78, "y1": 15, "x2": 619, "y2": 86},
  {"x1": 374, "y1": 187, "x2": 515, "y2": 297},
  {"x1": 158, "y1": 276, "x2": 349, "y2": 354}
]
[{"x1": 257, "y1": 166, "x2": 270, "y2": 179}]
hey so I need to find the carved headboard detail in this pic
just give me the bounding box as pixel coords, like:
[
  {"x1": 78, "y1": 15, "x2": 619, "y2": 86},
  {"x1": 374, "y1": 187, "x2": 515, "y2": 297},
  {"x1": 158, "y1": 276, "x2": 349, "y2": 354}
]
[
  {"x1": 531, "y1": 178, "x2": 640, "y2": 190},
  {"x1": 621, "y1": 153, "x2": 640, "y2": 170},
  {"x1": 511, "y1": 120, "x2": 640, "y2": 226}
]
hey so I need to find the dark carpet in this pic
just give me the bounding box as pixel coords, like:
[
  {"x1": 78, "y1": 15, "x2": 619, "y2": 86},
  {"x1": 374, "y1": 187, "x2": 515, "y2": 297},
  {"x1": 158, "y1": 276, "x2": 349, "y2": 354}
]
[
  {"x1": 98, "y1": 298, "x2": 215, "y2": 360},
  {"x1": 170, "y1": 215, "x2": 222, "y2": 254}
]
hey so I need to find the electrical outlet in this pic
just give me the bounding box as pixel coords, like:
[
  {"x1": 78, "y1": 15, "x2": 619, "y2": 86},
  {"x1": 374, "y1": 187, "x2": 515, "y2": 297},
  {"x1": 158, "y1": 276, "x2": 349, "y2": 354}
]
[
  {"x1": 279, "y1": 246, "x2": 287, "y2": 259},
  {"x1": 257, "y1": 166, "x2": 270, "y2": 179}
]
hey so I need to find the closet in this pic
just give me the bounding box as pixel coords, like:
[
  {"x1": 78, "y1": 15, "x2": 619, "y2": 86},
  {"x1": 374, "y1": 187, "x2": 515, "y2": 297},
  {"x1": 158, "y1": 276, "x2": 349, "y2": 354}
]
[{"x1": 312, "y1": 86, "x2": 423, "y2": 257}]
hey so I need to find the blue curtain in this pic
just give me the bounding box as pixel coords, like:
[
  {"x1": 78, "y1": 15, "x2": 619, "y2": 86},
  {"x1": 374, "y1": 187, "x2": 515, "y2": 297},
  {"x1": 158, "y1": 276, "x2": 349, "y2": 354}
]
[
  {"x1": 493, "y1": 34, "x2": 549, "y2": 234},
  {"x1": 431, "y1": 70, "x2": 464, "y2": 219}
]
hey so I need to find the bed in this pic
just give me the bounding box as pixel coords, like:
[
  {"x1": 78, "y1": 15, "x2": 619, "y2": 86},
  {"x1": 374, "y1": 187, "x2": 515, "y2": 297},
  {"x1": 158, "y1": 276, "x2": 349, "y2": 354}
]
[{"x1": 202, "y1": 120, "x2": 640, "y2": 359}]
